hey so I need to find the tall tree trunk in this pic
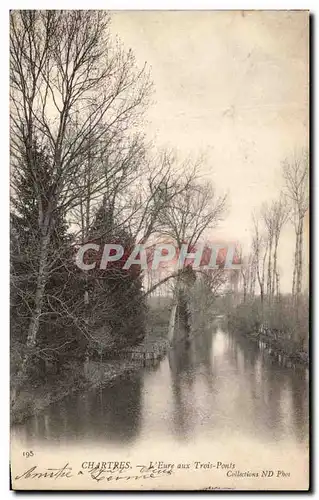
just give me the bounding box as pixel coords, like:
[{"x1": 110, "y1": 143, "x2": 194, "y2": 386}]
[
  {"x1": 296, "y1": 218, "x2": 304, "y2": 296},
  {"x1": 292, "y1": 223, "x2": 300, "y2": 298},
  {"x1": 249, "y1": 261, "x2": 256, "y2": 297},
  {"x1": 243, "y1": 281, "x2": 247, "y2": 303},
  {"x1": 256, "y1": 266, "x2": 264, "y2": 305},
  {"x1": 275, "y1": 271, "x2": 280, "y2": 299},
  {"x1": 267, "y1": 237, "x2": 273, "y2": 300},
  {"x1": 25, "y1": 232, "x2": 50, "y2": 348},
  {"x1": 256, "y1": 257, "x2": 265, "y2": 307},
  {"x1": 272, "y1": 237, "x2": 279, "y2": 298},
  {"x1": 168, "y1": 302, "x2": 178, "y2": 343},
  {"x1": 17, "y1": 228, "x2": 52, "y2": 384},
  {"x1": 241, "y1": 272, "x2": 247, "y2": 303},
  {"x1": 168, "y1": 277, "x2": 181, "y2": 344},
  {"x1": 260, "y1": 244, "x2": 268, "y2": 310}
]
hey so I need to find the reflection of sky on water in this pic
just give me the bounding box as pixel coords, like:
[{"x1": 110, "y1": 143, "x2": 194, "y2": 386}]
[{"x1": 12, "y1": 321, "x2": 308, "y2": 456}]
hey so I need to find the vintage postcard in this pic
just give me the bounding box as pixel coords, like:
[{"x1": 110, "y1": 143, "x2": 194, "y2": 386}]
[{"x1": 10, "y1": 10, "x2": 309, "y2": 491}]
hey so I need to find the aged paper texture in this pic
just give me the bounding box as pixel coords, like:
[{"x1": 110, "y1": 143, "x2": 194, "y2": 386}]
[{"x1": 10, "y1": 10, "x2": 309, "y2": 491}]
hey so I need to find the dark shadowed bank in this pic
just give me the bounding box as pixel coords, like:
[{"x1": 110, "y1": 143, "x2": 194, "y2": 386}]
[{"x1": 11, "y1": 298, "x2": 171, "y2": 425}]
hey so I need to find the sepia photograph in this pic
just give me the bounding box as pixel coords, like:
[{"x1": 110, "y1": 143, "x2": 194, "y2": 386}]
[{"x1": 9, "y1": 9, "x2": 309, "y2": 491}]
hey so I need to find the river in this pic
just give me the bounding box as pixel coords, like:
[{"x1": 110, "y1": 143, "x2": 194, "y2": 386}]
[{"x1": 11, "y1": 319, "x2": 309, "y2": 490}]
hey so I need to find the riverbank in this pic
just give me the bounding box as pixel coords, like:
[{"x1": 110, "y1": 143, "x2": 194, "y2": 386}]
[
  {"x1": 11, "y1": 298, "x2": 172, "y2": 425},
  {"x1": 11, "y1": 359, "x2": 138, "y2": 425},
  {"x1": 11, "y1": 342, "x2": 170, "y2": 426},
  {"x1": 243, "y1": 328, "x2": 308, "y2": 367},
  {"x1": 226, "y1": 298, "x2": 309, "y2": 368},
  {"x1": 226, "y1": 318, "x2": 308, "y2": 367}
]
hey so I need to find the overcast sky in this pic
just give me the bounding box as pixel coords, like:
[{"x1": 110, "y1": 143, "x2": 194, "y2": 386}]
[{"x1": 111, "y1": 10, "x2": 309, "y2": 292}]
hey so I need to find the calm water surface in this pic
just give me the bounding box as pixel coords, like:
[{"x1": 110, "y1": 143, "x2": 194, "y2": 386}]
[{"x1": 12, "y1": 320, "x2": 308, "y2": 454}]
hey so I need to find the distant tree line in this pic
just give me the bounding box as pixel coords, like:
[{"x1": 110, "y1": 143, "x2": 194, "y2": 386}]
[{"x1": 228, "y1": 149, "x2": 309, "y2": 354}]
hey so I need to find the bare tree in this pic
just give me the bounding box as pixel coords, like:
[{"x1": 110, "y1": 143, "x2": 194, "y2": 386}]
[
  {"x1": 252, "y1": 212, "x2": 268, "y2": 306},
  {"x1": 128, "y1": 151, "x2": 201, "y2": 245},
  {"x1": 248, "y1": 253, "x2": 257, "y2": 297},
  {"x1": 158, "y1": 177, "x2": 228, "y2": 249},
  {"x1": 271, "y1": 195, "x2": 289, "y2": 298},
  {"x1": 10, "y1": 10, "x2": 151, "y2": 369},
  {"x1": 239, "y1": 253, "x2": 256, "y2": 303},
  {"x1": 70, "y1": 131, "x2": 148, "y2": 243},
  {"x1": 261, "y1": 196, "x2": 288, "y2": 301},
  {"x1": 282, "y1": 149, "x2": 309, "y2": 299},
  {"x1": 157, "y1": 174, "x2": 228, "y2": 342},
  {"x1": 198, "y1": 268, "x2": 229, "y2": 298},
  {"x1": 261, "y1": 202, "x2": 275, "y2": 300}
]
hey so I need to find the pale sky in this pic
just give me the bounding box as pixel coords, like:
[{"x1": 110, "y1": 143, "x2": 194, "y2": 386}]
[{"x1": 111, "y1": 11, "x2": 309, "y2": 292}]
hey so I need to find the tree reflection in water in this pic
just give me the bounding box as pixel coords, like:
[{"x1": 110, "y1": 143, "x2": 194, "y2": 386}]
[
  {"x1": 13, "y1": 320, "x2": 308, "y2": 450},
  {"x1": 17, "y1": 372, "x2": 143, "y2": 445}
]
